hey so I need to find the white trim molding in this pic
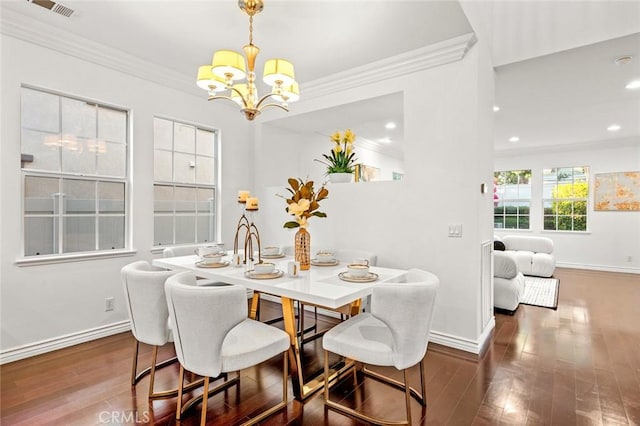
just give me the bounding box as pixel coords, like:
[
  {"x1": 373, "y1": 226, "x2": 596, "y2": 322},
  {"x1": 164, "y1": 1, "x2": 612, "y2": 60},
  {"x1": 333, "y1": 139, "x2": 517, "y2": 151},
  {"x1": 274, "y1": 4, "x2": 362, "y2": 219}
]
[
  {"x1": 0, "y1": 321, "x2": 131, "y2": 365},
  {"x1": 430, "y1": 317, "x2": 496, "y2": 355},
  {"x1": 557, "y1": 262, "x2": 640, "y2": 274}
]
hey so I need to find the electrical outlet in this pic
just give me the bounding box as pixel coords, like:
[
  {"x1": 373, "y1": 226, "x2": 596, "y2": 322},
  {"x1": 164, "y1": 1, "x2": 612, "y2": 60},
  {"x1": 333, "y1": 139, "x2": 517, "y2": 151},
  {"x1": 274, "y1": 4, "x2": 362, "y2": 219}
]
[{"x1": 105, "y1": 297, "x2": 115, "y2": 311}]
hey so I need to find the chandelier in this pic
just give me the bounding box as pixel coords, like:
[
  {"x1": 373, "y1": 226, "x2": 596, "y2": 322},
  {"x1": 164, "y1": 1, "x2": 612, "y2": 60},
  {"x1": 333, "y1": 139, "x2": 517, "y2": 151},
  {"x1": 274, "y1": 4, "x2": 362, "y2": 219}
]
[{"x1": 196, "y1": 0, "x2": 300, "y2": 121}]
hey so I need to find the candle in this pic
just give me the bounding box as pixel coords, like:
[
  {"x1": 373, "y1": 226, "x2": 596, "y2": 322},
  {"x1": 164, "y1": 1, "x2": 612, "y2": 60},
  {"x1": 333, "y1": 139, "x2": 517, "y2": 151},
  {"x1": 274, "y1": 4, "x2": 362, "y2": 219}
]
[
  {"x1": 245, "y1": 197, "x2": 259, "y2": 211},
  {"x1": 238, "y1": 190, "x2": 250, "y2": 203}
]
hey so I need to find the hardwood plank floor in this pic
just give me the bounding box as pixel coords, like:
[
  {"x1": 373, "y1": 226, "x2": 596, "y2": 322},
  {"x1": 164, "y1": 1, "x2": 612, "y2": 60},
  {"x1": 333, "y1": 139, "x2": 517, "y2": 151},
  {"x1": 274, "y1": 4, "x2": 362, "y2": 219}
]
[{"x1": 1, "y1": 268, "x2": 638, "y2": 425}]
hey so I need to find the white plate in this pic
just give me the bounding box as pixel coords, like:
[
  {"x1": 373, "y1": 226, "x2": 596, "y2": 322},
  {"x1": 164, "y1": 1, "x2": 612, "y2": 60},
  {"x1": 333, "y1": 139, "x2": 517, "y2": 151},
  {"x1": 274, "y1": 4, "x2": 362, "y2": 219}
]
[
  {"x1": 261, "y1": 253, "x2": 286, "y2": 259},
  {"x1": 245, "y1": 269, "x2": 284, "y2": 279},
  {"x1": 311, "y1": 259, "x2": 339, "y2": 266},
  {"x1": 196, "y1": 260, "x2": 230, "y2": 268},
  {"x1": 338, "y1": 271, "x2": 378, "y2": 283}
]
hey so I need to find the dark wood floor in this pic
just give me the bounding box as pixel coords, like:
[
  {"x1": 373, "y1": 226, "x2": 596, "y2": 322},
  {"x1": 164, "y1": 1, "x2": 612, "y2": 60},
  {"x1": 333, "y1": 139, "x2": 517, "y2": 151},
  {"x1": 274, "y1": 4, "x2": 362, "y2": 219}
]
[{"x1": 1, "y1": 268, "x2": 639, "y2": 425}]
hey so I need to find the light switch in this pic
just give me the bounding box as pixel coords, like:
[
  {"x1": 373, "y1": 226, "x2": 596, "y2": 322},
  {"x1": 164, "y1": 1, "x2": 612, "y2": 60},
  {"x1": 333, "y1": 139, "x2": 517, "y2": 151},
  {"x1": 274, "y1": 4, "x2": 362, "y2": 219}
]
[{"x1": 448, "y1": 223, "x2": 462, "y2": 237}]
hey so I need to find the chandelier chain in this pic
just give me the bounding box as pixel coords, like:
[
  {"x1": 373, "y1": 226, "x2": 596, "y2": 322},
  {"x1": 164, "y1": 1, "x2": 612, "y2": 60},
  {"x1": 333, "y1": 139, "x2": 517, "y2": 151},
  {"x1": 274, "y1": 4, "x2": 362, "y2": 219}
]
[{"x1": 249, "y1": 15, "x2": 254, "y2": 46}]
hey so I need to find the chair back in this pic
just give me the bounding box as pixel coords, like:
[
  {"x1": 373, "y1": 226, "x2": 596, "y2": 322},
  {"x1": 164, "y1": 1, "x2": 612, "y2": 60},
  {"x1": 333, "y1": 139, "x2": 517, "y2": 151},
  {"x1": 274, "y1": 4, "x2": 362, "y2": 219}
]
[
  {"x1": 334, "y1": 249, "x2": 378, "y2": 266},
  {"x1": 370, "y1": 268, "x2": 439, "y2": 369},
  {"x1": 163, "y1": 244, "x2": 207, "y2": 258},
  {"x1": 121, "y1": 260, "x2": 176, "y2": 346},
  {"x1": 165, "y1": 271, "x2": 247, "y2": 378}
]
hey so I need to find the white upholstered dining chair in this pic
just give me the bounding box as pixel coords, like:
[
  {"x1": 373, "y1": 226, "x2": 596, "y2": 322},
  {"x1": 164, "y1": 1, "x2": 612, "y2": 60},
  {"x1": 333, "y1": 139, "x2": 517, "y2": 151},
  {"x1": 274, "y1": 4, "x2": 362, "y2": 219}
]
[
  {"x1": 121, "y1": 260, "x2": 202, "y2": 399},
  {"x1": 322, "y1": 268, "x2": 439, "y2": 425},
  {"x1": 165, "y1": 271, "x2": 290, "y2": 426}
]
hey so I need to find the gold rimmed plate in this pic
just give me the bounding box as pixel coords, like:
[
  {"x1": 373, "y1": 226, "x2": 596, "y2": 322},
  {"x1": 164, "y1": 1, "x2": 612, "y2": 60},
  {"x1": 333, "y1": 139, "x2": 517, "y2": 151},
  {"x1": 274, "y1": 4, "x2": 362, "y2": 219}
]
[
  {"x1": 311, "y1": 259, "x2": 339, "y2": 266},
  {"x1": 261, "y1": 253, "x2": 286, "y2": 259},
  {"x1": 196, "y1": 260, "x2": 230, "y2": 268},
  {"x1": 245, "y1": 269, "x2": 284, "y2": 279},
  {"x1": 338, "y1": 271, "x2": 378, "y2": 283}
]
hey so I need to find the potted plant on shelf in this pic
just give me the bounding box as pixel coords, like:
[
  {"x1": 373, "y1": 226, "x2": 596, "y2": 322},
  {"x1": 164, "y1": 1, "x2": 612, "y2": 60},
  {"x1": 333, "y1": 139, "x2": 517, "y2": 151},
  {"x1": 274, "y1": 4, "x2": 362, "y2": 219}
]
[{"x1": 316, "y1": 129, "x2": 358, "y2": 183}]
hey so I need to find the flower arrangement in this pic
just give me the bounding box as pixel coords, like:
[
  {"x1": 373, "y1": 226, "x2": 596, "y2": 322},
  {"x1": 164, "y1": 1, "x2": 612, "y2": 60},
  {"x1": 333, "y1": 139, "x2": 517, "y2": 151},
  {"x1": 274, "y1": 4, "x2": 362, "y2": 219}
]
[
  {"x1": 282, "y1": 178, "x2": 328, "y2": 228},
  {"x1": 316, "y1": 129, "x2": 358, "y2": 174}
]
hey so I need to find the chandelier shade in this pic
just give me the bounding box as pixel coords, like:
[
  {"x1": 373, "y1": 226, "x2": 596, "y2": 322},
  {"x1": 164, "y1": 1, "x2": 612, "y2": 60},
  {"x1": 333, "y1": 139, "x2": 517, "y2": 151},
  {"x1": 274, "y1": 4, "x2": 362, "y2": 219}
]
[{"x1": 196, "y1": 0, "x2": 299, "y2": 121}]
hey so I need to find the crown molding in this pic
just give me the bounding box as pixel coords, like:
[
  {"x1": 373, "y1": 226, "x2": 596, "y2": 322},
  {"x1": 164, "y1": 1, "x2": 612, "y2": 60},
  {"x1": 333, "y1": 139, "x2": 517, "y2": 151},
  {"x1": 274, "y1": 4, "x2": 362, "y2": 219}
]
[
  {"x1": 0, "y1": 9, "x2": 200, "y2": 97},
  {"x1": 301, "y1": 32, "x2": 477, "y2": 100},
  {"x1": 2, "y1": 9, "x2": 476, "y2": 102}
]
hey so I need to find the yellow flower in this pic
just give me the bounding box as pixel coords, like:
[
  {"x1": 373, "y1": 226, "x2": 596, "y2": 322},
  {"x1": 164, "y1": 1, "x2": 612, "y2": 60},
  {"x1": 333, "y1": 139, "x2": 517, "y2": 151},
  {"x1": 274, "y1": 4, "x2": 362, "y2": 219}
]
[
  {"x1": 344, "y1": 129, "x2": 355, "y2": 143},
  {"x1": 297, "y1": 216, "x2": 308, "y2": 227},
  {"x1": 330, "y1": 132, "x2": 341, "y2": 143},
  {"x1": 287, "y1": 199, "x2": 310, "y2": 216},
  {"x1": 333, "y1": 143, "x2": 342, "y2": 154},
  {"x1": 346, "y1": 145, "x2": 352, "y2": 155}
]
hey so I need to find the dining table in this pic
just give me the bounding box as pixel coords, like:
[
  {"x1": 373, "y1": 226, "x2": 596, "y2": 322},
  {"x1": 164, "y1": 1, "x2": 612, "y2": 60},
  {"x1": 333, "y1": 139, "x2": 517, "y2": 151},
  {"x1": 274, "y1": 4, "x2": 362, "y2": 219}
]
[{"x1": 153, "y1": 251, "x2": 408, "y2": 400}]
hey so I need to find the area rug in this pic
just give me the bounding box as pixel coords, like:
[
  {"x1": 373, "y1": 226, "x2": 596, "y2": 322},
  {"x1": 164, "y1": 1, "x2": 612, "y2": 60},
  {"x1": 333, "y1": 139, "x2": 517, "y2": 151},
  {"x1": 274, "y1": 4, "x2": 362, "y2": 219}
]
[{"x1": 521, "y1": 276, "x2": 559, "y2": 309}]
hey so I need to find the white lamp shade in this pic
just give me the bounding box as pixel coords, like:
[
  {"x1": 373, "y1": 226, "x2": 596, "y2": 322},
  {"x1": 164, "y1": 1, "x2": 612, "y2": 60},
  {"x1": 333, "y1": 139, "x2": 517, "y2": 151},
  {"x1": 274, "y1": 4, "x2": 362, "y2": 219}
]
[
  {"x1": 272, "y1": 82, "x2": 300, "y2": 103},
  {"x1": 263, "y1": 58, "x2": 295, "y2": 87},
  {"x1": 196, "y1": 65, "x2": 227, "y2": 92},
  {"x1": 211, "y1": 50, "x2": 247, "y2": 81}
]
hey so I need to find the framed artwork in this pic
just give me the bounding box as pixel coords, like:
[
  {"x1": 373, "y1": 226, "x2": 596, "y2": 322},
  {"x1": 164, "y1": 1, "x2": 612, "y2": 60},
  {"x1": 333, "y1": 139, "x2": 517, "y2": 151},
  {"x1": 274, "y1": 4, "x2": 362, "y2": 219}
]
[
  {"x1": 392, "y1": 172, "x2": 404, "y2": 181},
  {"x1": 594, "y1": 171, "x2": 640, "y2": 211},
  {"x1": 357, "y1": 164, "x2": 380, "y2": 182}
]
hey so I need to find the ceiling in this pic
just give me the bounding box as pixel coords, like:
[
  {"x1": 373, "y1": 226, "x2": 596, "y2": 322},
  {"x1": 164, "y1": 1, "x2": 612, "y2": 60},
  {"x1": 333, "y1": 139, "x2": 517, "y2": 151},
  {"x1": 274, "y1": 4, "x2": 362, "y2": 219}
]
[{"x1": 2, "y1": 0, "x2": 640, "y2": 152}]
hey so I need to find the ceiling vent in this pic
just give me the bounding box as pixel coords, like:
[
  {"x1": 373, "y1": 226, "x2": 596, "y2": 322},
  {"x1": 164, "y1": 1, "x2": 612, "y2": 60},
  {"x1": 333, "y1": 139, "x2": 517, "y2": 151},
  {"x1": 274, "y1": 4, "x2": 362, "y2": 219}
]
[{"x1": 28, "y1": 0, "x2": 75, "y2": 17}]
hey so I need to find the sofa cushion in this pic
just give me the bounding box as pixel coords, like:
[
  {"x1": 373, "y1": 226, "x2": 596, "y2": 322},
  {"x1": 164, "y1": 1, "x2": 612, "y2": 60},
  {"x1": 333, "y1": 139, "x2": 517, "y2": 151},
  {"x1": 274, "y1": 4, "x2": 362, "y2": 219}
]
[
  {"x1": 502, "y1": 235, "x2": 553, "y2": 254},
  {"x1": 494, "y1": 251, "x2": 518, "y2": 279}
]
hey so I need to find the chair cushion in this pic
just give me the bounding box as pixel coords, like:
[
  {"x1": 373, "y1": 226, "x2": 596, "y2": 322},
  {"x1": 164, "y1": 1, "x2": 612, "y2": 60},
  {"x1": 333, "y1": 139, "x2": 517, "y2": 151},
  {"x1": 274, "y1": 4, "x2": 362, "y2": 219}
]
[
  {"x1": 221, "y1": 319, "x2": 290, "y2": 372},
  {"x1": 323, "y1": 313, "x2": 395, "y2": 367}
]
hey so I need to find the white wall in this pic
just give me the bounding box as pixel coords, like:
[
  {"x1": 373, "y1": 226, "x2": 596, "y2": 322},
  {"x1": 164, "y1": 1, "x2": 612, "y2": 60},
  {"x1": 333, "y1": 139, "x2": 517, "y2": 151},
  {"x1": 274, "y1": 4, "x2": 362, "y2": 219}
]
[
  {"x1": 495, "y1": 140, "x2": 640, "y2": 272},
  {"x1": 0, "y1": 34, "x2": 253, "y2": 355},
  {"x1": 253, "y1": 42, "x2": 496, "y2": 349}
]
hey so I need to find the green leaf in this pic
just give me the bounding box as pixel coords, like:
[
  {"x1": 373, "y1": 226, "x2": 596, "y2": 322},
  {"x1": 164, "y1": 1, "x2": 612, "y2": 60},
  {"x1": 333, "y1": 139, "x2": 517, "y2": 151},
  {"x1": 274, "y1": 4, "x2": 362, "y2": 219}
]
[
  {"x1": 283, "y1": 221, "x2": 300, "y2": 228},
  {"x1": 312, "y1": 211, "x2": 327, "y2": 218}
]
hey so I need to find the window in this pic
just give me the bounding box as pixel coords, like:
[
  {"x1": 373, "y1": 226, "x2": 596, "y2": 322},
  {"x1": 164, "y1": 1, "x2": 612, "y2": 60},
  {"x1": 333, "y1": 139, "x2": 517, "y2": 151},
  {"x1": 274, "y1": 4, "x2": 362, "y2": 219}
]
[
  {"x1": 21, "y1": 87, "x2": 128, "y2": 257},
  {"x1": 493, "y1": 170, "x2": 531, "y2": 229},
  {"x1": 543, "y1": 166, "x2": 589, "y2": 231},
  {"x1": 153, "y1": 117, "x2": 218, "y2": 246}
]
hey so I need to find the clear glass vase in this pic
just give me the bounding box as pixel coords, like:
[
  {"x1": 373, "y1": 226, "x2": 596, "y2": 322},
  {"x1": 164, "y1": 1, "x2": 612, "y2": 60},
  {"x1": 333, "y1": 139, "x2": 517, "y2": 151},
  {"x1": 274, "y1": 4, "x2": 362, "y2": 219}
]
[{"x1": 295, "y1": 227, "x2": 311, "y2": 270}]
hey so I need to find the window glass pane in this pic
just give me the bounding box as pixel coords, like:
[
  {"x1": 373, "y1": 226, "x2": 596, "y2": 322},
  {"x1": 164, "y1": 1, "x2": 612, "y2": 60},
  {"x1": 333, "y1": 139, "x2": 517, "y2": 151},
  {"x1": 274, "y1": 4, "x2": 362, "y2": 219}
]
[
  {"x1": 22, "y1": 88, "x2": 59, "y2": 132},
  {"x1": 175, "y1": 216, "x2": 195, "y2": 244},
  {"x1": 154, "y1": 118, "x2": 173, "y2": 150},
  {"x1": 197, "y1": 215, "x2": 213, "y2": 243},
  {"x1": 174, "y1": 123, "x2": 196, "y2": 153},
  {"x1": 98, "y1": 182, "x2": 124, "y2": 214},
  {"x1": 63, "y1": 216, "x2": 96, "y2": 253},
  {"x1": 97, "y1": 141, "x2": 126, "y2": 177},
  {"x1": 154, "y1": 185, "x2": 174, "y2": 213},
  {"x1": 574, "y1": 216, "x2": 587, "y2": 231},
  {"x1": 175, "y1": 187, "x2": 196, "y2": 212},
  {"x1": 25, "y1": 217, "x2": 57, "y2": 255},
  {"x1": 154, "y1": 216, "x2": 173, "y2": 245},
  {"x1": 504, "y1": 216, "x2": 518, "y2": 229},
  {"x1": 174, "y1": 152, "x2": 196, "y2": 184},
  {"x1": 154, "y1": 150, "x2": 173, "y2": 181},
  {"x1": 574, "y1": 200, "x2": 587, "y2": 215},
  {"x1": 557, "y1": 216, "x2": 573, "y2": 231},
  {"x1": 22, "y1": 129, "x2": 61, "y2": 171},
  {"x1": 494, "y1": 216, "x2": 504, "y2": 228},
  {"x1": 99, "y1": 216, "x2": 125, "y2": 250},
  {"x1": 518, "y1": 216, "x2": 529, "y2": 229},
  {"x1": 63, "y1": 179, "x2": 96, "y2": 214},
  {"x1": 557, "y1": 168, "x2": 573, "y2": 183},
  {"x1": 544, "y1": 216, "x2": 556, "y2": 230},
  {"x1": 196, "y1": 128, "x2": 215, "y2": 157},
  {"x1": 543, "y1": 201, "x2": 555, "y2": 215},
  {"x1": 196, "y1": 155, "x2": 215, "y2": 185},
  {"x1": 25, "y1": 176, "x2": 59, "y2": 214},
  {"x1": 98, "y1": 107, "x2": 126, "y2": 143},
  {"x1": 61, "y1": 98, "x2": 96, "y2": 139},
  {"x1": 197, "y1": 188, "x2": 214, "y2": 213},
  {"x1": 61, "y1": 138, "x2": 96, "y2": 175}
]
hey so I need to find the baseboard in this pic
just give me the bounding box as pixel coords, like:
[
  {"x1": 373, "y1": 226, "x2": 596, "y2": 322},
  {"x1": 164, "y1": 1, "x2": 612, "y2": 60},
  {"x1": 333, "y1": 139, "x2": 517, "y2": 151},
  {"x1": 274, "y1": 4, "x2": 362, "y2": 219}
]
[
  {"x1": 0, "y1": 320, "x2": 131, "y2": 365},
  {"x1": 556, "y1": 262, "x2": 640, "y2": 274},
  {"x1": 429, "y1": 317, "x2": 495, "y2": 356}
]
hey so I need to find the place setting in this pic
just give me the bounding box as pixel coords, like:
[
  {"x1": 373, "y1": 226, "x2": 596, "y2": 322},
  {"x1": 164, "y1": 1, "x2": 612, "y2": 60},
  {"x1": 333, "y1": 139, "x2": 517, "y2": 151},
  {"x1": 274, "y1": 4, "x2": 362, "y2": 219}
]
[
  {"x1": 245, "y1": 261, "x2": 284, "y2": 279},
  {"x1": 194, "y1": 245, "x2": 229, "y2": 268},
  {"x1": 310, "y1": 251, "x2": 340, "y2": 266},
  {"x1": 260, "y1": 245, "x2": 286, "y2": 259},
  {"x1": 338, "y1": 261, "x2": 378, "y2": 283}
]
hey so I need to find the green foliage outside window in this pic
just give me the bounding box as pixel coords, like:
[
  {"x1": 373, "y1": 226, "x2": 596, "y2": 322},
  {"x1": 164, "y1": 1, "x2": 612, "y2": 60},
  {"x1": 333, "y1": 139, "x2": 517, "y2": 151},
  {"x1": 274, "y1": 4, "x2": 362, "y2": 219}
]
[{"x1": 543, "y1": 167, "x2": 589, "y2": 231}]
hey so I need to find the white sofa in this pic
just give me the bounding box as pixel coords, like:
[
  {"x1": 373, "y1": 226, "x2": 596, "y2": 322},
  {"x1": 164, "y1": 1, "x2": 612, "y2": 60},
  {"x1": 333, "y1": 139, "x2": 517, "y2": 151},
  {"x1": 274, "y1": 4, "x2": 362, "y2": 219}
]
[
  {"x1": 499, "y1": 235, "x2": 556, "y2": 278},
  {"x1": 494, "y1": 251, "x2": 525, "y2": 312}
]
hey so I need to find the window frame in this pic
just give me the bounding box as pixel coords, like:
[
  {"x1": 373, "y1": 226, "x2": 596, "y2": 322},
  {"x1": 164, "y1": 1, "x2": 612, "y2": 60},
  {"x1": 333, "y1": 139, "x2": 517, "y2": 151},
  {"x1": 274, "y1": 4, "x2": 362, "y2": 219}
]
[
  {"x1": 493, "y1": 169, "x2": 532, "y2": 230},
  {"x1": 542, "y1": 166, "x2": 589, "y2": 232},
  {"x1": 152, "y1": 116, "x2": 220, "y2": 248},
  {"x1": 19, "y1": 85, "x2": 131, "y2": 263}
]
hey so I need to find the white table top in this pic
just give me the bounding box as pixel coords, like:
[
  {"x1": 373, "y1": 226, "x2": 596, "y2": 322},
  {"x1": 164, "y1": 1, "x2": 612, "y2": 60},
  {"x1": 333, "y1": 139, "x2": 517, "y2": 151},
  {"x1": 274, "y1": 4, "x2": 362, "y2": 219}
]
[{"x1": 152, "y1": 253, "x2": 407, "y2": 309}]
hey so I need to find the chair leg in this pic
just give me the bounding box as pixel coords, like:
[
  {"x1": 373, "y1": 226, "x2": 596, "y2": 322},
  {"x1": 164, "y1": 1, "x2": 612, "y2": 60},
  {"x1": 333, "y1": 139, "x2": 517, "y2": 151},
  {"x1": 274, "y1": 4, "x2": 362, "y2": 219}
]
[
  {"x1": 419, "y1": 360, "x2": 427, "y2": 407},
  {"x1": 200, "y1": 376, "x2": 210, "y2": 426},
  {"x1": 176, "y1": 366, "x2": 185, "y2": 420},
  {"x1": 148, "y1": 345, "x2": 158, "y2": 398},
  {"x1": 130, "y1": 340, "x2": 139, "y2": 386},
  {"x1": 404, "y1": 368, "x2": 412, "y2": 425}
]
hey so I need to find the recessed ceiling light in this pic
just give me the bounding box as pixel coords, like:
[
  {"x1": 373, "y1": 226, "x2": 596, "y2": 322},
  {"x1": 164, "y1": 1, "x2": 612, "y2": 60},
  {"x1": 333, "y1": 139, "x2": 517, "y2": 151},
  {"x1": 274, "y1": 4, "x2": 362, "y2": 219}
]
[
  {"x1": 614, "y1": 55, "x2": 633, "y2": 66},
  {"x1": 625, "y1": 80, "x2": 640, "y2": 90},
  {"x1": 607, "y1": 124, "x2": 621, "y2": 132},
  {"x1": 493, "y1": 105, "x2": 500, "y2": 112},
  {"x1": 385, "y1": 122, "x2": 396, "y2": 130},
  {"x1": 508, "y1": 136, "x2": 519, "y2": 143}
]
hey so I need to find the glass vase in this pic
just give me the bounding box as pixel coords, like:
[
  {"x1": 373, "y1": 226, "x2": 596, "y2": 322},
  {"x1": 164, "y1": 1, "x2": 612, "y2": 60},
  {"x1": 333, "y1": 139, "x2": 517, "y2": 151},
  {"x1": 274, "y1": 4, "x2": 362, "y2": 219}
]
[{"x1": 295, "y1": 227, "x2": 311, "y2": 271}]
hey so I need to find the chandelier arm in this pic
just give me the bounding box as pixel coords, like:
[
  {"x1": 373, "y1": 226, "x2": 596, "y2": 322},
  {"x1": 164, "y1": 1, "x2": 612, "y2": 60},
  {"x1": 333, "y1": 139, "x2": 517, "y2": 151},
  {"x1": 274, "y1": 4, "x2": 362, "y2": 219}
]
[
  {"x1": 258, "y1": 103, "x2": 290, "y2": 113},
  {"x1": 208, "y1": 94, "x2": 248, "y2": 108},
  {"x1": 254, "y1": 92, "x2": 285, "y2": 110}
]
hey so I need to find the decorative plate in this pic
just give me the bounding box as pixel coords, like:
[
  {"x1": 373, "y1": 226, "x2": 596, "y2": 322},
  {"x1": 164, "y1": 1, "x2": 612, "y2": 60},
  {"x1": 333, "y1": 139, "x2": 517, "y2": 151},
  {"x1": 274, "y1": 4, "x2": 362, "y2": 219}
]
[
  {"x1": 245, "y1": 269, "x2": 284, "y2": 279},
  {"x1": 311, "y1": 259, "x2": 339, "y2": 266},
  {"x1": 338, "y1": 271, "x2": 378, "y2": 283},
  {"x1": 196, "y1": 260, "x2": 230, "y2": 268},
  {"x1": 261, "y1": 253, "x2": 286, "y2": 259}
]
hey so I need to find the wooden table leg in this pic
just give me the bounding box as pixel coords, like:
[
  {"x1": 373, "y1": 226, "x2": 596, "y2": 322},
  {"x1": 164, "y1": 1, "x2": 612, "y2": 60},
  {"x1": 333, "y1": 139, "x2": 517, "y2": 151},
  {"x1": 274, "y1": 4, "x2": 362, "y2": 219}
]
[{"x1": 249, "y1": 292, "x2": 260, "y2": 320}]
